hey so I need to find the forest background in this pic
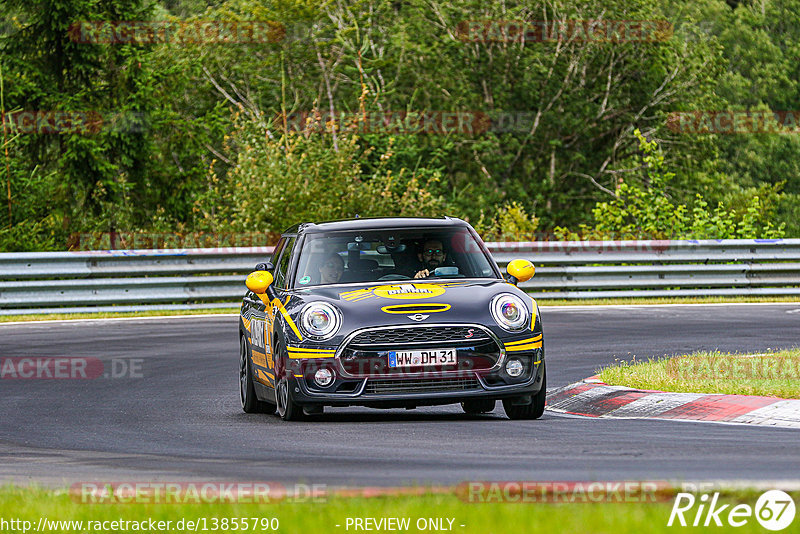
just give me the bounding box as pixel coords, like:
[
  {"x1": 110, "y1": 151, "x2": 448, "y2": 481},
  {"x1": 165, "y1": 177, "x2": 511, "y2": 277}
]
[{"x1": 1, "y1": 0, "x2": 798, "y2": 251}]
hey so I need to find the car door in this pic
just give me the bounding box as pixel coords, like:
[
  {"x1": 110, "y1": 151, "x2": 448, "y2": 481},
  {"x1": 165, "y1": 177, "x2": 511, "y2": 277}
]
[
  {"x1": 245, "y1": 237, "x2": 287, "y2": 389},
  {"x1": 251, "y1": 236, "x2": 296, "y2": 388}
]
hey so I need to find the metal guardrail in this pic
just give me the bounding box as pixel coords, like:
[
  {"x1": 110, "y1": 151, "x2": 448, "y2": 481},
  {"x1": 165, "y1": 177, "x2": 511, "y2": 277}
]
[{"x1": 1, "y1": 240, "x2": 799, "y2": 314}]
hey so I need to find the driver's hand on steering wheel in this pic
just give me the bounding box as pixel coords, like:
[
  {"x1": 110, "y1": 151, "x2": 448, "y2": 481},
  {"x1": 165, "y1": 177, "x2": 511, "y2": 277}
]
[{"x1": 414, "y1": 269, "x2": 429, "y2": 279}]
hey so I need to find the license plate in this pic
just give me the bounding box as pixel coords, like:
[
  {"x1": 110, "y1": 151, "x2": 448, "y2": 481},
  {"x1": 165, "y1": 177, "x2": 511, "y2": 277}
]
[{"x1": 388, "y1": 349, "x2": 456, "y2": 368}]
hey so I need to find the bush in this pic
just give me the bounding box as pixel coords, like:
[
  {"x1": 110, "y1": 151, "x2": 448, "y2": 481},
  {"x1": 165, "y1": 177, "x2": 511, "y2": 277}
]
[
  {"x1": 194, "y1": 108, "x2": 447, "y2": 234},
  {"x1": 555, "y1": 130, "x2": 786, "y2": 240},
  {"x1": 475, "y1": 201, "x2": 539, "y2": 242}
]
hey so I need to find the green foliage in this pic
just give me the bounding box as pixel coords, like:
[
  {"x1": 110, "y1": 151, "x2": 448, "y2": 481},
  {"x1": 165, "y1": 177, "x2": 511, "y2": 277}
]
[
  {"x1": 687, "y1": 194, "x2": 735, "y2": 239},
  {"x1": 1, "y1": 0, "x2": 799, "y2": 251},
  {"x1": 475, "y1": 201, "x2": 539, "y2": 242},
  {"x1": 588, "y1": 130, "x2": 686, "y2": 239},
  {"x1": 173, "y1": 0, "x2": 728, "y2": 230},
  {"x1": 555, "y1": 130, "x2": 786, "y2": 240},
  {"x1": 701, "y1": 0, "x2": 800, "y2": 236},
  {"x1": 194, "y1": 108, "x2": 446, "y2": 233},
  {"x1": 0, "y1": 0, "x2": 227, "y2": 249}
]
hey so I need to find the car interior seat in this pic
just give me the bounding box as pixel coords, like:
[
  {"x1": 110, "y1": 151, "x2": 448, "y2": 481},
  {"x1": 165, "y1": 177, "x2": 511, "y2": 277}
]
[{"x1": 340, "y1": 258, "x2": 379, "y2": 283}]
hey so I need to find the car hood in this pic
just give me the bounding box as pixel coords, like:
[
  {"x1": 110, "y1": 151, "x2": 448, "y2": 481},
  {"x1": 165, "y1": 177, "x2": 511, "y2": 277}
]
[{"x1": 288, "y1": 279, "x2": 535, "y2": 343}]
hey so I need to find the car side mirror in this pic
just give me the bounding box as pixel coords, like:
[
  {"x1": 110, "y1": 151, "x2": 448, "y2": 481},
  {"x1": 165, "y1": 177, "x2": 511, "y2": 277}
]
[
  {"x1": 505, "y1": 259, "x2": 535, "y2": 285},
  {"x1": 245, "y1": 270, "x2": 274, "y2": 295},
  {"x1": 255, "y1": 262, "x2": 273, "y2": 271}
]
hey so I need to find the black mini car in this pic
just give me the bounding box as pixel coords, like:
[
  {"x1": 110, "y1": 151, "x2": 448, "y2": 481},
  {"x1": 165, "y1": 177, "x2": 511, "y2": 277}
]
[{"x1": 239, "y1": 217, "x2": 545, "y2": 420}]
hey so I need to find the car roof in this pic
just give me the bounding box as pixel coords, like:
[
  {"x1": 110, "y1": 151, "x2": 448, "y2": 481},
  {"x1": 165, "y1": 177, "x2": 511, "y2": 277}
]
[{"x1": 285, "y1": 216, "x2": 470, "y2": 235}]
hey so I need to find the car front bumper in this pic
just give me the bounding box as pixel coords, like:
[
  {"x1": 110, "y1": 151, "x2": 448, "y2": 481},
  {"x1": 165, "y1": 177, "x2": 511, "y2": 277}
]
[{"x1": 287, "y1": 356, "x2": 544, "y2": 408}]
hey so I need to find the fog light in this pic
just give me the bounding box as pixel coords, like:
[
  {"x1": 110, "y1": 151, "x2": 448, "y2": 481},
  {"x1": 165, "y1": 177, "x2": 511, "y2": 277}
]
[
  {"x1": 506, "y1": 359, "x2": 524, "y2": 377},
  {"x1": 314, "y1": 368, "x2": 334, "y2": 387}
]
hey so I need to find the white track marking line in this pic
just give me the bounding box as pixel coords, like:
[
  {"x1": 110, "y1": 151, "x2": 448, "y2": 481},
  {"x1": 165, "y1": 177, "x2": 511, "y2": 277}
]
[
  {"x1": 547, "y1": 380, "x2": 800, "y2": 429},
  {"x1": 605, "y1": 392, "x2": 706, "y2": 417},
  {"x1": 730, "y1": 399, "x2": 800, "y2": 426},
  {"x1": 540, "y1": 302, "x2": 800, "y2": 311}
]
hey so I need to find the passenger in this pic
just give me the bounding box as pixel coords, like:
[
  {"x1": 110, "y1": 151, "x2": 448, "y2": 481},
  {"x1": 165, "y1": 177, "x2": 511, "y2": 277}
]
[
  {"x1": 414, "y1": 239, "x2": 447, "y2": 279},
  {"x1": 318, "y1": 253, "x2": 345, "y2": 284}
]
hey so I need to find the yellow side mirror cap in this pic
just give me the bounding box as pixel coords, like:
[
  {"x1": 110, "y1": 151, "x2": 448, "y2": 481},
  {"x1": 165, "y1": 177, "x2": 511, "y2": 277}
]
[
  {"x1": 245, "y1": 271, "x2": 274, "y2": 294},
  {"x1": 506, "y1": 259, "x2": 535, "y2": 283}
]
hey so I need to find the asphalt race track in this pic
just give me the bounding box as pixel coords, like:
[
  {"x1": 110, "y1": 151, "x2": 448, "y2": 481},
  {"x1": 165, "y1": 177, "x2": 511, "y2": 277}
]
[{"x1": 1, "y1": 304, "x2": 799, "y2": 487}]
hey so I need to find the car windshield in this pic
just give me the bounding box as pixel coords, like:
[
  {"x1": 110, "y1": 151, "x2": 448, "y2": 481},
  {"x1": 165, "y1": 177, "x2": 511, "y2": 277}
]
[{"x1": 292, "y1": 227, "x2": 498, "y2": 287}]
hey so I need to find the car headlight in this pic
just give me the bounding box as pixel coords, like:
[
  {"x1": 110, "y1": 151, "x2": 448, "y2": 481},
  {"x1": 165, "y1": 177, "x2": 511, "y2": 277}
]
[
  {"x1": 490, "y1": 293, "x2": 529, "y2": 332},
  {"x1": 299, "y1": 302, "x2": 341, "y2": 340}
]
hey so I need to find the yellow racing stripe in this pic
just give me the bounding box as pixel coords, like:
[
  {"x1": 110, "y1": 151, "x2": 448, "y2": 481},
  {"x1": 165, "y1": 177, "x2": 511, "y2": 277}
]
[
  {"x1": 256, "y1": 369, "x2": 273, "y2": 386},
  {"x1": 505, "y1": 341, "x2": 543, "y2": 352},
  {"x1": 251, "y1": 350, "x2": 267, "y2": 367},
  {"x1": 272, "y1": 297, "x2": 303, "y2": 341},
  {"x1": 341, "y1": 289, "x2": 373, "y2": 301},
  {"x1": 505, "y1": 334, "x2": 543, "y2": 346},
  {"x1": 287, "y1": 352, "x2": 336, "y2": 359},
  {"x1": 287, "y1": 346, "x2": 337, "y2": 360}
]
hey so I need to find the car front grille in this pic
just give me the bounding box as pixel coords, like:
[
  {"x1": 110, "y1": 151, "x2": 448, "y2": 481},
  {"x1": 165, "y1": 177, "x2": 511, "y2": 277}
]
[
  {"x1": 349, "y1": 326, "x2": 491, "y2": 347},
  {"x1": 339, "y1": 325, "x2": 501, "y2": 377},
  {"x1": 364, "y1": 376, "x2": 480, "y2": 394}
]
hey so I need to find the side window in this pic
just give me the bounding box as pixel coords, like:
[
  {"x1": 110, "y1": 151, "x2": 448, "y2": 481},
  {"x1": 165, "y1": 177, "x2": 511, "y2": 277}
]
[
  {"x1": 269, "y1": 239, "x2": 286, "y2": 271},
  {"x1": 273, "y1": 237, "x2": 296, "y2": 289}
]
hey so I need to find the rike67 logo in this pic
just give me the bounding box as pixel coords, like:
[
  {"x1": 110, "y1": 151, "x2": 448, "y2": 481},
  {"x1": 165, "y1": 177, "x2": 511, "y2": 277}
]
[{"x1": 668, "y1": 490, "x2": 796, "y2": 530}]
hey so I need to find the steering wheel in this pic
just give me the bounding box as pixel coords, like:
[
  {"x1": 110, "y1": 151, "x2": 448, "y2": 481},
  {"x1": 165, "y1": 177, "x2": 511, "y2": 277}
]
[{"x1": 377, "y1": 273, "x2": 411, "y2": 281}]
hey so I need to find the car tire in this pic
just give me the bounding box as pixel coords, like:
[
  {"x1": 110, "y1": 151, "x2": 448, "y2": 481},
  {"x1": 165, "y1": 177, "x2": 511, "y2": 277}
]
[
  {"x1": 502, "y1": 363, "x2": 546, "y2": 420},
  {"x1": 461, "y1": 398, "x2": 495, "y2": 414},
  {"x1": 240, "y1": 335, "x2": 276, "y2": 414},
  {"x1": 274, "y1": 342, "x2": 305, "y2": 421}
]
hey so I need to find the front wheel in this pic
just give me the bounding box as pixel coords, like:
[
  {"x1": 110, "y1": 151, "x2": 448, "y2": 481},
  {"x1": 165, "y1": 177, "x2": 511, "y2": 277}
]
[
  {"x1": 503, "y1": 363, "x2": 546, "y2": 420},
  {"x1": 275, "y1": 377, "x2": 305, "y2": 421},
  {"x1": 274, "y1": 342, "x2": 305, "y2": 421}
]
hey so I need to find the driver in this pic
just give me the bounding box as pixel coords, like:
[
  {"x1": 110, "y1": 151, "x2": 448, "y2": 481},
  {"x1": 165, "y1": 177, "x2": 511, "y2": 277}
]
[
  {"x1": 318, "y1": 253, "x2": 344, "y2": 284},
  {"x1": 413, "y1": 239, "x2": 447, "y2": 279}
]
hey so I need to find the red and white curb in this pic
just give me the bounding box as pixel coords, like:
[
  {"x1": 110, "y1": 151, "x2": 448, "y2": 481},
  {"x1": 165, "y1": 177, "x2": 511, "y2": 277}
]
[{"x1": 546, "y1": 377, "x2": 800, "y2": 429}]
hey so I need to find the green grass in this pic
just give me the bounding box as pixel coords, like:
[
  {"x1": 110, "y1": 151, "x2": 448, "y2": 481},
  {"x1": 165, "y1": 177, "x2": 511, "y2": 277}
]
[
  {"x1": 536, "y1": 295, "x2": 800, "y2": 306},
  {"x1": 0, "y1": 308, "x2": 238, "y2": 323},
  {"x1": 598, "y1": 349, "x2": 800, "y2": 398},
  {"x1": 0, "y1": 485, "x2": 793, "y2": 534}
]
